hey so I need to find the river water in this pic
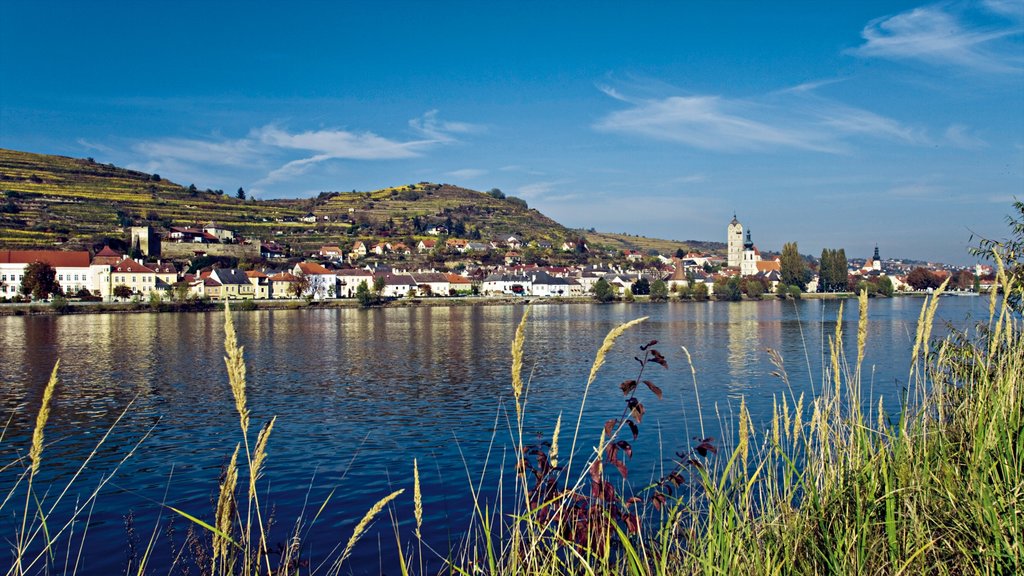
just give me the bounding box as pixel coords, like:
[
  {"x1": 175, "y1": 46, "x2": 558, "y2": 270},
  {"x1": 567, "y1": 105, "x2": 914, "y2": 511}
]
[{"x1": 0, "y1": 297, "x2": 988, "y2": 573}]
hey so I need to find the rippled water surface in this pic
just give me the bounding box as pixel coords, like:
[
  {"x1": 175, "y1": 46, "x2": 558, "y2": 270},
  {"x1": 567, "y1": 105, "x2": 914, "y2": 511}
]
[{"x1": 0, "y1": 297, "x2": 986, "y2": 573}]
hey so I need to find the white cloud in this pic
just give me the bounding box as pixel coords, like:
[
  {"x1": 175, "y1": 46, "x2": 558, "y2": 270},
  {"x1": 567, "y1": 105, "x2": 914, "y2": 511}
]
[
  {"x1": 850, "y1": 1, "x2": 1024, "y2": 72},
  {"x1": 128, "y1": 111, "x2": 480, "y2": 188},
  {"x1": 134, "y1": 136, "x2": 262, "y2": 167},
  {"x1": 944, "y1": 124, "x2": 988, "y2": 148},
  {"x1": 445, "y1": 168, "x2": 487, "y2": 180},
  {"x1": 408, "y1": 109, "x2": 485, "y2": 141},
  {"x1": 594, "y1": 85, "x2": 927, "y2": 154},
  {"x1": 517, "y1": 180, "x2": 572, "y2": 199}
]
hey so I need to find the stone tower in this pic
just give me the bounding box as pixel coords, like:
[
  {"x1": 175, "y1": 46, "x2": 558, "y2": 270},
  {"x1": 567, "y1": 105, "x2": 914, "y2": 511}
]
[{"x1": 727, "y1": 214, "x2": 743, "y2": 268}]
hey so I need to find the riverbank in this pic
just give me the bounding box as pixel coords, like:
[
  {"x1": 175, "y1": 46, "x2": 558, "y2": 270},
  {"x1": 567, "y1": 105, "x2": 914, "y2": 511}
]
[{"x1": 0, "y1": 290, "x2": 959, "y2": 316}]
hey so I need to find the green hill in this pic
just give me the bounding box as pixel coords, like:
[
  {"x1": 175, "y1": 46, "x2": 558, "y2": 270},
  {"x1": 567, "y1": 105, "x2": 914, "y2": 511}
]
[{"x1": 0, "y1": 148, "x2": 714, "y2": 260}]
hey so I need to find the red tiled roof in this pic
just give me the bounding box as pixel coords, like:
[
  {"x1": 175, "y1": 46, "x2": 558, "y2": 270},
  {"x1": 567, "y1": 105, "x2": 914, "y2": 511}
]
[
  {"x1": 269, "y1": 272, "x2": 299, "y2": 282},
  {"x1": 113, "y1": 258, "x2": 155, "y2": 274},
  {"x1": 297, "y1": 262, "x2": 333, "y2": 275},
  {"x1": 0, "y1": 250, "x2": 90, "y2": 267},
  {"x1": 446, "y1": 273, "x2": 473, "y2": 284},
  {"x1": 245, "y1": 270, "x2": 269, "y2": 278}
]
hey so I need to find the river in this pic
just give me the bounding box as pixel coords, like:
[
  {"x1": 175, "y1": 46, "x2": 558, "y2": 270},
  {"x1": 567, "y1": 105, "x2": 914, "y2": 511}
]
[{"x1": 0, "y1": 296, "x2": 988, "y2": 573}]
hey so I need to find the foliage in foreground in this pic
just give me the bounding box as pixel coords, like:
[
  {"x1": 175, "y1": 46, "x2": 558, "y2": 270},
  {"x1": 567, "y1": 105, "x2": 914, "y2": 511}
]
[{"x1": 4, "y1": 261, "x2": 1022, "y2": 575}]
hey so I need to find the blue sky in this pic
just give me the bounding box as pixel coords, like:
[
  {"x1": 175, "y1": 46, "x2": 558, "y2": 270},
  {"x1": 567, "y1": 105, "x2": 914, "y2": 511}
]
[{"x1": 2, "y1": 1, "x2": 1022, "y2": 265}]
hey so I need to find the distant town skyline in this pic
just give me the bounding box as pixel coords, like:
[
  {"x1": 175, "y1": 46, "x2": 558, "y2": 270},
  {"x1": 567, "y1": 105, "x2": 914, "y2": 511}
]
[{"x1": 2, "y1": 1, "x2": 1022, "y2": 265}]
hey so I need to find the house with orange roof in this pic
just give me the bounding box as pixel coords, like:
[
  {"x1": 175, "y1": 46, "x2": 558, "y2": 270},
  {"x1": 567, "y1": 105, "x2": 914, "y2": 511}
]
[
  {"x1": 293, "y1": 261, "x2": 337, "y2": 299},
  {"x1": 319, "y1": 245, "x2": 344, "y2": 259},
  {"x1": 417, "y1": 239, "x2": 437, "y2": 252},
  {"x1": 110, "y1": 257, "x2": 158, "y2": 299},
  {"x1": 0, "y1": 249, "x2": 94, "y2": 299},
  {"x1": 349, "y1": 241, "x2": 368, "y2": 259},
  {"x1": 445, "y1": 273, "x2": 474, "y2": 295},
  {"x1": 268, "y1": 272, "x2": 301, "y2": 299},
  {"x1": 245, "y1": 270, "x2": 271, "y2": 299}
]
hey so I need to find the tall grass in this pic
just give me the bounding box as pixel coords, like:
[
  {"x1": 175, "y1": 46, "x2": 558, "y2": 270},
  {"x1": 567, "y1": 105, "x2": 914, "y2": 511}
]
[
  {"x1": 447, "y1": 262, "x2": 1021, "y2": 575},
  {"x1": 4, "y1": 260, "x2": 1020, "y2": 574}
]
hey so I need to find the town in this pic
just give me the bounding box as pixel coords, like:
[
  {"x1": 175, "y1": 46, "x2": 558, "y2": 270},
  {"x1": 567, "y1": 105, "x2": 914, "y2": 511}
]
[{"x1": 1, "y1": 214, "x2": 992, "y2": 306}]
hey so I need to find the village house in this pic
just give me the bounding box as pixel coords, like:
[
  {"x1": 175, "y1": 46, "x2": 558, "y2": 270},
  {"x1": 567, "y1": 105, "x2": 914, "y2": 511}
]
[
  {"x1": 445, "y1": 273, "x2": 474, "y2": 294},
  {"x1": 0, "y1": 250, "x2": 94, "y2": 299},
  {"x1": 110, "y1": 257, "x2": 157, "y2": 299},
  {"x1": 268, "y1": 272, "x2": 301, "y2": 299},
  {"x1": 300, "y1": 213, "x2": 317, "y2": 223},
  {"x1": 150, "y1": 261, "x2": 179, "y2": 291},
  {"x1": 245, "y1": 270, "x2": 271, "y2": 299},
  {"x1": 446, "y1": 238, "x2": 469, "y2": 252},
  {"x1": 260, "y1": 242, "x2": 287, "y2": 260},
  {"x1": 335, "y1": 268, "x2": 374, "y2": 298},
  {"x1": 379, "y1": 273, "x2": 417, "y2": 298},
  {"x1": 417, "y1": 239, "x2": 437, "y2": 252},
  {"x1": 294, "y1": 262, "x2": 338, "y2": 299},
  {"x1": 349, "y1": 241, "x2": 368, "y2": 259},
  {"x1": 481, "y1": 273, "x2": 531, "y2": 295},
  {"x1": 318, "y1": 245, "x2": 344, "y2": 259},
  {"x1": 203, "y1": 222, "x2": 235, "y2": 243},
  {"x1": 209, "y1": 269, "x2": 255, "y2": 299},
  {"x1": 411, "y1": 272, "x2": 450, "y2": 296}
]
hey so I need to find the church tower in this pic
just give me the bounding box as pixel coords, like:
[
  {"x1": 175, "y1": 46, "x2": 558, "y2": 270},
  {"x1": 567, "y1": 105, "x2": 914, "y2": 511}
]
[
  {"x1": 873, "y1": 245, "x2": 881, "y2": 271},
  {"x1": 741, "y1": 228, "x2": 759, "y2": 276},
  {"x1": 727, "y1": 214, "x2": 743, "y2": 268}
]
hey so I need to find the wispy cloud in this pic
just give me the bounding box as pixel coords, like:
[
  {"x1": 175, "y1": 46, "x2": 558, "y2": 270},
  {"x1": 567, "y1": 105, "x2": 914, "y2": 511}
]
[
  {"x1": 445, "y1": 168, "x2": 487, "y2": 180},
  {"x1": 408, "y1": 109, "x2": 486, "y2": 141},
  {"x1": 850, "y1": 1, "x2": 1024, "y2": 72},
  {"x1": 517, "y1": 179, "x2": 572, "y2": 199},
  {"x1": 594, "y1": 84, "x2": 928, "y2": 154},
  {"x1": 127, "y1": 111, "x2": 477, "y2": 188},
  {"x1": 944, "y1": 124, "x2": 988, "y2": 148}
]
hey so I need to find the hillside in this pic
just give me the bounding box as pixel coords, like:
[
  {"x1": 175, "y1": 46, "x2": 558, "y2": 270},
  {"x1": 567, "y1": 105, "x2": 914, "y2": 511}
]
[{"x1": 0, "y1": 148, "x2": 715, "y2": 260}]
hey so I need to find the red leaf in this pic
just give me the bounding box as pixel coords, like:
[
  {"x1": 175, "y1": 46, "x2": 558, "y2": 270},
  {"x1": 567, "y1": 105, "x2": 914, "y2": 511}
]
[
  {"x1": 652, "y1": 492, "x2": 666, "y2": 511},
  {"x1": 643, "y1": 380, "x2": 663, "y2": 400},
  {"x1": 616, "y1": 440, "x2": 633, "y2": 459},
  {"x1": 604, "y1": 419, "x2": 617, "y2": 436},
  {"x1": 641, "y1": 339, "x2": 658, "y2": 351},
  {"x1": 619, "y1": 379, "x2": 638, "y2": 396},
  {"x1": 612, "y1": 458, "x2": 629, "y2": 480},
  {"x1": 626, "y1": 419, "x2": 639, "y2": 440}
]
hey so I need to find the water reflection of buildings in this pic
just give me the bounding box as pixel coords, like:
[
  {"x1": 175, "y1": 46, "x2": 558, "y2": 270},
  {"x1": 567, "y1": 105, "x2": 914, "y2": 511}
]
[{"x1": 726, "y1": 303, "x2": 761, "y2": 395}]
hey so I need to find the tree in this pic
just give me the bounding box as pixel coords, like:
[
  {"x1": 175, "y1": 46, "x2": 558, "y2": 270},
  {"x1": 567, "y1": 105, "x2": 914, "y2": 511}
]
[
  {"x1": 780, "y1": 242, "x2": 807, "y2": 291},
  {"x1": 878, "y1": 276, "x2": 894, "y2": 297},
  {"x1": 692, "y1": 282, "x2": 709, "y2": 301},
  {"x1": 675, "y1": 248, "x2": 686, "y2": 258},
  {"x1": 631, "y1": 277, "x2": 651, "y2": 295},
  {"x1": 819, "y1": 248, "x2": 849, "y2": 292},
  {"x1": 236, "y1": 187, "x2": 246, "y2": 200},
  {"x1": 971, "y1": 199, "x2": 1023, "y2": 310},
  {"x1": 714, "y1": 276, "x2": 742, "y2": 301},
  {"x1": 487, "y1": 188, "x2": 505, "y2": 199},
  {"x1": 19, "y1": 261, "x2": 61, "y2": 300},
  {"x1": 907, "y1": 267, "x2": 942, "y2": 290},
  {"x1": 649, "y1": 279, "x2": 669, "y2": 301},
  {"x1": 373, "y1": 275, "x2": 387, "y2": 294},
  {"x1": 593, "y1": 278, "x2": 615, "y2": 302},
  {"x1": 742, "y1": 277, "x2": 767, "y2": 299},
  {"x1": 113, "y1": 284, "x2": 133, "y2": 301},
  {"x1": 356, "y1": 280, "x2": 380, "y2": 307}
]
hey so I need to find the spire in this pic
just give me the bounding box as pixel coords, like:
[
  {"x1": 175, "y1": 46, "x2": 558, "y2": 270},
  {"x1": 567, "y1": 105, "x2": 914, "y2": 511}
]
[
  {"x1": 730, "y1": 212, "x2": 740, "y2": 226},
  {"x1": 873, "y1": 244, "x2": 880, "y2": 261},
  {"x1": 744, "y1": 229, "x2": 754, "y2": 249}
]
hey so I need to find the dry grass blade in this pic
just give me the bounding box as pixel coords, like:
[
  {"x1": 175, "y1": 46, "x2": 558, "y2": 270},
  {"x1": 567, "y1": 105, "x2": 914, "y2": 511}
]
[
  {"x1": 587, "y1": 317, "x2": 648, "y2": 388},
  {"x1": 511, "y1": 306, "x2": 531, "y2": 419},
  {"x1": 550, "y1": 413, "x2": 562, "y2": 469},
  {"x1": 250, "y1": 416, "x2": 276, "y2": 500},
  {"x1": 212, "y1": 445, "x2": 239, "y2": 569},
  {"x1": 413, "y1": 460, "x2": 423, "y2": 540},
  {"x1": 29, "y1": 361, "x2": 59, "y2": 477},
  {"x1": 336, "y1": 489, "x2": 405, "y2": 569},
  {"x1": 223, "y1": 301, "x2": 249, "y2": 432}
]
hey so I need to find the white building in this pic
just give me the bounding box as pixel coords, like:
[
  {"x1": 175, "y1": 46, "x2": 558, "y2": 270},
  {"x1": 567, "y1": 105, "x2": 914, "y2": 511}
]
[{"x1": 0, "y1": 250, "x2": 95, "y2": 298}]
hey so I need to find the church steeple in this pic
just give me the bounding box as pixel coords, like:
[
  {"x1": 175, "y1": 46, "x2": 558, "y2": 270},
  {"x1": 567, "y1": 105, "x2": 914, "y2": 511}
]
[
  {"x1": 743, "y1": 229, "x2": 754, "y2": 250},
  {"x1": 873, "y1": 244, "x2": 880, "y2": 261}
]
